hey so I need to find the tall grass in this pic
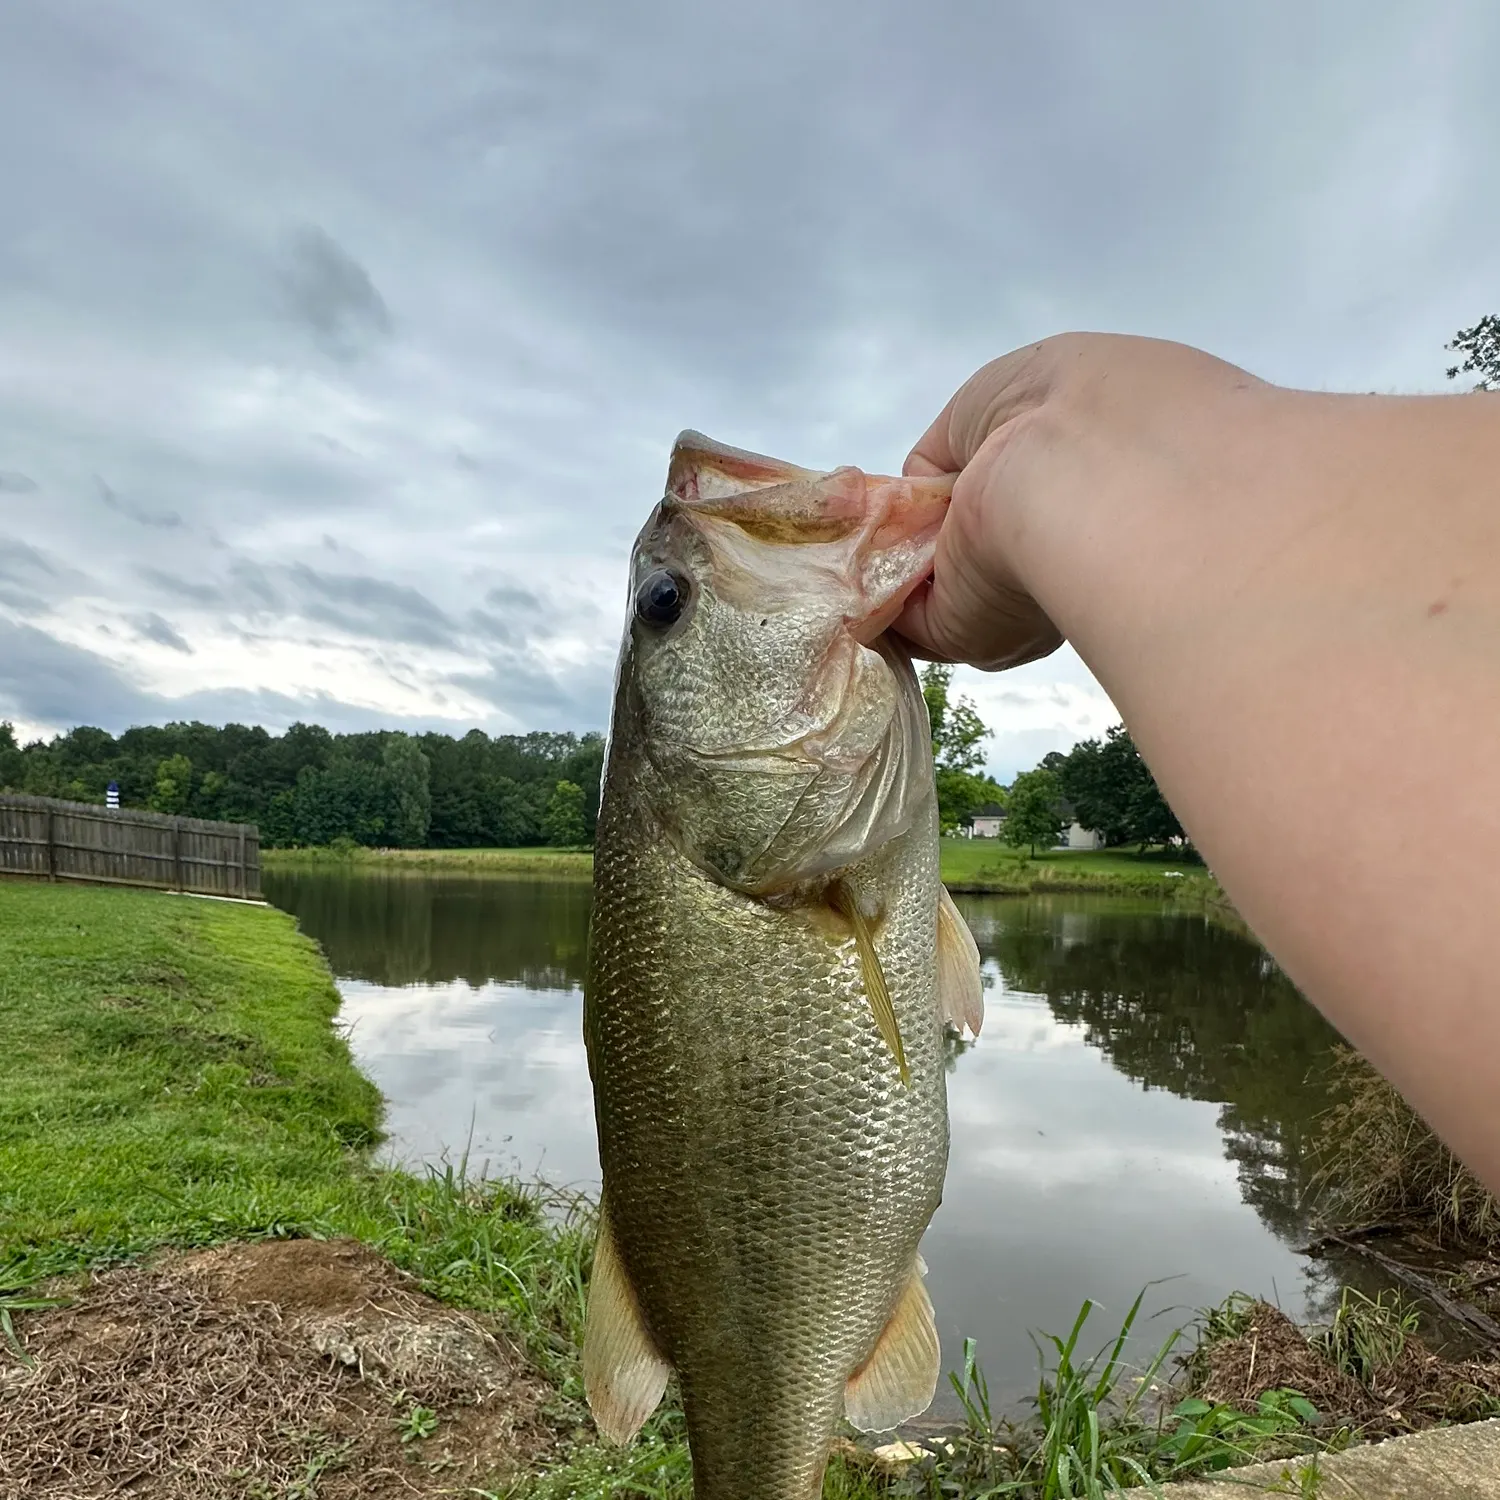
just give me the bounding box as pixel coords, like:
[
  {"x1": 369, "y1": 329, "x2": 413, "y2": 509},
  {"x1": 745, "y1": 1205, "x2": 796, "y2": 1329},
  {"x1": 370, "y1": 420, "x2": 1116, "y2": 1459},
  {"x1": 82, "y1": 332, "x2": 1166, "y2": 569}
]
[
  {"x1": 896, "y1": 1294, "x2": 1322, "y2": 1499},
  {"x1": 1309, "y1": 1287, "x2": 1420, "y2": 1385},
  {"x1": 1314, "y1": 1046, "x2": 1499, "y2": 1245}
]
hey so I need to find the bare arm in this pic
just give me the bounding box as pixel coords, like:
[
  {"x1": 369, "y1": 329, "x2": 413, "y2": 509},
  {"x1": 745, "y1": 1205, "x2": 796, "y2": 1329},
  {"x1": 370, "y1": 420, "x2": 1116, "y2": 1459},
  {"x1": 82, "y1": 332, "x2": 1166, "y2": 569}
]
[{"x1": 895, "y1": 333, "x2": 1500, "y2": 1195}]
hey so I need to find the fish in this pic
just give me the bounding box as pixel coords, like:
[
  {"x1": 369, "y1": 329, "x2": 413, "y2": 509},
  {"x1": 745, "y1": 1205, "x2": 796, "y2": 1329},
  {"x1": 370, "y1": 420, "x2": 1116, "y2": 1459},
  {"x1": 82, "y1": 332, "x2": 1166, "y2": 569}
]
[{"x1": 582, "y1": 431, "x2": 985, "y2": 1500}]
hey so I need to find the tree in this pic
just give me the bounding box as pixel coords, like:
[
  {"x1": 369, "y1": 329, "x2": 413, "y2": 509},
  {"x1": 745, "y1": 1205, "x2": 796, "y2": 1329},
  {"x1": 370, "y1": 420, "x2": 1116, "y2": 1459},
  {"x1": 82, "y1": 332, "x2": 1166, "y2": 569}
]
[
  {"x1": 380, "y1": 736, "x2": 432, "y2": 847},
  {"x1": 1447, "y1": 315, "x2": 1500, "y2": 390},
  {"x1": 1002, "y1": 768, "x2": 1064, "y2": 855},
  {"x1": 0, "y1": 722, "x2": 22, "y2": 791},
  {"x1": 149, "y1": 754, "x2": 193, "y2": 815},
  {"x1": 919, "y1": 663, "x2": 1007, "y2": 832},
  {"x1": 1054, "y1": 724, "x2": 1185, "y2": 851},
  {"x1": 543, "y1": 780, "x2": 588, "y2": 846}
]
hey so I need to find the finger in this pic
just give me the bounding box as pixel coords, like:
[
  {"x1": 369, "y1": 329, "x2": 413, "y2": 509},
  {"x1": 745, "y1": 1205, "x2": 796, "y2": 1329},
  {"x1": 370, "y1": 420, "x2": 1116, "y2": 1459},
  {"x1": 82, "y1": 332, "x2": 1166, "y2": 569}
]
[
  {"x1": 903, "y1": 389, "x2": 963, "y2": 477},
  {"x1": 903, "y1": 343, "x2": 1055, "y2": 480},
  {"x1": 889, "y1": 582, "x2": 953, "y2": 661}
]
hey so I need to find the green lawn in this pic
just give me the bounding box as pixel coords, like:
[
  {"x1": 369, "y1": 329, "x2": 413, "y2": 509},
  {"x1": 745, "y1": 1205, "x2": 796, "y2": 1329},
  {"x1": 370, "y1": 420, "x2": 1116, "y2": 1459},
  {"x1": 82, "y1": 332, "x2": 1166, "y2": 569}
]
[{"x1": 938, "y1": 837, "x2": 1209, "y2": 894}]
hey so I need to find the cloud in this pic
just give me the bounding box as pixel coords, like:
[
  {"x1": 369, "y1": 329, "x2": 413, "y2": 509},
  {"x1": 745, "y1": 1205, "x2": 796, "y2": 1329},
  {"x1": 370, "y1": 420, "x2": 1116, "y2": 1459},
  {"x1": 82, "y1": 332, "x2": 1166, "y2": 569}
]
[
  {"x1": 130, "y1": 612, "x2": 193, "y2": 653},
  {"x1": 285, "y1": 564, "x2": 456, "y2": 649},
  {"x1": 2, "y1": 1, "x2": 1497, "y2": 749},
  {"x1": 96, "y1": 476, "x2": 184, "y2": 530},
  {"x1": 135, "y1": 566, "x2": 222, "y2": 605},
  {"x1": 278, "y1": 225, "x2": 393, "y2": 362}
]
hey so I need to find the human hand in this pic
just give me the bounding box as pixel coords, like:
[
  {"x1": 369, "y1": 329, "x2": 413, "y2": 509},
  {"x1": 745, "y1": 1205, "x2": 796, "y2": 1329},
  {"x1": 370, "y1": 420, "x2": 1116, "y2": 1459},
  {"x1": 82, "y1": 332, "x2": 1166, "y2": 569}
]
[{"x1": 892, "y1": 333, "x2": 1273, "y2": 670}]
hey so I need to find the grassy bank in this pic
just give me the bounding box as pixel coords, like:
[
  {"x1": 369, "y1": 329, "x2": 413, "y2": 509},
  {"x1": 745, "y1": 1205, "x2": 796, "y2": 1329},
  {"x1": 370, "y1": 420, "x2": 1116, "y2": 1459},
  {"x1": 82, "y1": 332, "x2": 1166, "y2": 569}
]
[
  {"x1": 261, "y1": 844, "x2": 595, "y2": 877},
  {"x1": 0, "y1": 881, "x2": 590, "y2": 1362},
  {"x1": 262, "y1": 839, "x2": 1212, "y2": 899}
]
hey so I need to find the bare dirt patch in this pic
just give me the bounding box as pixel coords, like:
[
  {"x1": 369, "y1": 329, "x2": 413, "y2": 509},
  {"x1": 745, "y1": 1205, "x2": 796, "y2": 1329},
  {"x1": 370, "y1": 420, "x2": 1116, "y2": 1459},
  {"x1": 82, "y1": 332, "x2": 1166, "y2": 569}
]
[
  {"x1": 0, "y1": 1238, "x2": 554, "y2": 1500},
  {"x1": 1192, "y1": 1300, "x2": 1500, "y2": 1441}
]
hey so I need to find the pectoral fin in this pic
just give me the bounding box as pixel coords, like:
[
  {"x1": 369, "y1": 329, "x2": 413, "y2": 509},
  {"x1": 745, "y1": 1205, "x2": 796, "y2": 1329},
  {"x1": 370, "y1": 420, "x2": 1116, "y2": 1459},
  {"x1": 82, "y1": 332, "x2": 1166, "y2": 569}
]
[
  {"x1": 831, "y1": 882, "x2": 909, "y2": 1085},
  {"x1": 937, "y1": 886, "x2": 984, "y2": 1038},
  {"x1": 582, "y1": 1206, "x2": 671, "y2": 1444},
  {"x1": 844, "y1": 1257, "x2": 941, "y2": 1432}
]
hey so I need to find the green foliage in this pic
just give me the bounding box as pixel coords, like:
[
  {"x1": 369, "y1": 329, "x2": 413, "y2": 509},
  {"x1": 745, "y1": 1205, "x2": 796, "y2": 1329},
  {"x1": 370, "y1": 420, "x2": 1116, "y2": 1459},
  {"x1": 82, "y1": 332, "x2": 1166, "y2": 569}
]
[
  {"x1": 1309, "y1": 1288, "x2": 1420, "y2": 1385},
  {"x1": 1051, "y1": 726, "x2": 1185, "y2": 851},
  {"x1": 3, "y1": 719, "x2": 604, "y2": 850},
  {"x1": 0, "y1": 720, "x2": 23, "y2": 791},
  {"x1": 1447, "y1": 314, "x2": 1500, "y2": 389},
  {"x1": 920, "y1": 664, "x2": 1007, "y2": 831},
  {"x1": 148, "y1": 752, "x2": 194, "y2": 814},
  {"x1": 1003, "y1": 768, "x2": 1064, "y2": 855},
  {"x1": 903, "y1": 1295, "x2": 1323, "y2": 1499},
  {"x1": 543, "y1": 779, "x2": 588, "y2": 847},
  {"x1": 397, "y1": 1403, "x2": 440, "y2": 1443},
  {"x1": 380, "y1": 735, "x2": 432, "y2": 847}
]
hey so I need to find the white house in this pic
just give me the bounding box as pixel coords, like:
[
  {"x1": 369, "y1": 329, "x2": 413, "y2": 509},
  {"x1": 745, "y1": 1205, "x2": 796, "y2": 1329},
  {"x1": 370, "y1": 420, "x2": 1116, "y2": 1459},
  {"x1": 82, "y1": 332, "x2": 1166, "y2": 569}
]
[
  {"x1": 968, "y1": 802, "x2": 1006, "y2": 838},
  {"x1": 1061, "y1": 821, "x2": 1104, "y2": 851}
]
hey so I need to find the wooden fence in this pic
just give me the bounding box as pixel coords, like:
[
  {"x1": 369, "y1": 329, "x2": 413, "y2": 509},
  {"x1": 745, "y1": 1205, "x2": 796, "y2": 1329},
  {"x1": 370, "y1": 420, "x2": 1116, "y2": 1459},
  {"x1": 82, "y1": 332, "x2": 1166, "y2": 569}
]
[{"x1": 0, "y1": 794, "x2": 261, "y2": 900}]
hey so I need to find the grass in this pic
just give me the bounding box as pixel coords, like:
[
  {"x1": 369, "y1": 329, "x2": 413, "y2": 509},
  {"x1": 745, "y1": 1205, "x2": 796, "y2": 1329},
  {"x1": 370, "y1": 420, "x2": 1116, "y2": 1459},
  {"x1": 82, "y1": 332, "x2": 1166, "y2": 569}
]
[
  {"x1": 262, "y1": 838, "x2": 1211, "y2": 899},
  {"x1": 0, "y1": 881, "x2": 592, "y2": 1394},
  {"x1": 1313, "y1": 1046, "x2": 1500, "y2": 1246},
  {"x1": 261, "y1": 844, "x2": 595, "y2": 877},
  {"x1": 937, "y1": 839, "x2": 1212, "y2": 898}
]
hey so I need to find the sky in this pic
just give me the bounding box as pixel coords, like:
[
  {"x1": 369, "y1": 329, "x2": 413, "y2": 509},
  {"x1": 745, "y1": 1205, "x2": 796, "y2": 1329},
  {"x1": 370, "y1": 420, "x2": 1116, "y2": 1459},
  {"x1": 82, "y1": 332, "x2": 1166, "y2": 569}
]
[{"x1": 2, "y1": 1, "x2": 1496, "y2": 780}]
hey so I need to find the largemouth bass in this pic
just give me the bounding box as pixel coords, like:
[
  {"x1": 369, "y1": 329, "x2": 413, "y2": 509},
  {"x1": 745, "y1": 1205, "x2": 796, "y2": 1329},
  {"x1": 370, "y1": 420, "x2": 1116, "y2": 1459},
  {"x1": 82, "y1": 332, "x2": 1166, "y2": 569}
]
[{"x1": 583, "y1": 432, "x2": 984, "y2": 1500}]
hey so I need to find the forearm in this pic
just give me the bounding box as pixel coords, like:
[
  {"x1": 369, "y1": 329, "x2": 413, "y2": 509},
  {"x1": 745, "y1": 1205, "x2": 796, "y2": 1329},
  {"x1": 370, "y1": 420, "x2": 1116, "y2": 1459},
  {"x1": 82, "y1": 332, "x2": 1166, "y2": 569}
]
[{"x1": 1030, "y1": 388, "x2": 1500, "y2": 1188}]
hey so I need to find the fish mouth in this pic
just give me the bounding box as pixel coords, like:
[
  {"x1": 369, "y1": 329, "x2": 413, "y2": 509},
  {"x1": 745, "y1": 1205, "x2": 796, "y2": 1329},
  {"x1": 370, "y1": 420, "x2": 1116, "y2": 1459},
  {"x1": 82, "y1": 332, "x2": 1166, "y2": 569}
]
[{"x1": 666, "y1": 430, "x2": 953, "y2": 643}]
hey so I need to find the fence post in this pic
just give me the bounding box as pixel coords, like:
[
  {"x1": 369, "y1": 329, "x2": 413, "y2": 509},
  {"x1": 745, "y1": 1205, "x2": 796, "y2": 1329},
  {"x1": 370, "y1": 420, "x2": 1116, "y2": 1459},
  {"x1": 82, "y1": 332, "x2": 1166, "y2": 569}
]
[
  {"x1": 172, "y1": 817, "x2": 183, "y2": 892},
  {"x1": 45, "y1": 806, "x2": 55, "y2": 882},
  {"x1": 237, "y1": 825, "x2": 247, "y2": 897}
]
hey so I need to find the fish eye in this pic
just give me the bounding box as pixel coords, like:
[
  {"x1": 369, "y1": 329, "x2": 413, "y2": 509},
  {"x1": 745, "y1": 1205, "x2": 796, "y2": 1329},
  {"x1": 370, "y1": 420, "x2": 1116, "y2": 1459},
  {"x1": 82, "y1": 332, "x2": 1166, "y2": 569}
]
[{"x1": 635, "y1": 568, "x2": 688, "y2": 629}]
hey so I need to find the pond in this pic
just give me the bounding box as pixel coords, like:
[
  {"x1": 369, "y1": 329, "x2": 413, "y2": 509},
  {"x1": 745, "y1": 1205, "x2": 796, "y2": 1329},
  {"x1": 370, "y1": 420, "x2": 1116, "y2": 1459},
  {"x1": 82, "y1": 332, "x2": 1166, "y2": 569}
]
[{"x1": 263, "y1": 868, "x2": 1358, "y2": 1413}]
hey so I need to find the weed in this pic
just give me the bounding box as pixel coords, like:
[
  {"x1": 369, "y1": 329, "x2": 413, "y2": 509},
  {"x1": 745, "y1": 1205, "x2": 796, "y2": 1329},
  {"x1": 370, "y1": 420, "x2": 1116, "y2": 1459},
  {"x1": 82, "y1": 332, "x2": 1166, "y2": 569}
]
[
  {"x1": 1313, "y1": 1046, "x2": 1498, "y2": 1246},
  {"x1": 398, "y1": 1402, "x2": 440, "y2": 1443},
  {"x1": 1308, "y1": 1287, "x2": 1419, "y2": 1384}
]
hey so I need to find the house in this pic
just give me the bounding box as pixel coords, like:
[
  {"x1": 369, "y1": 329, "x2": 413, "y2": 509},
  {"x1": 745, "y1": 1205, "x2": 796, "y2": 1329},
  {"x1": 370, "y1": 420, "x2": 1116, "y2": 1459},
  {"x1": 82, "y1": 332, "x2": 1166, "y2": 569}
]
[
  {"x1": 968, "y1": 802, "x2": 1006, "y2": 839},
  {"x1": 1062, "y1": 821, "x2": 1104, "y2": 851}
]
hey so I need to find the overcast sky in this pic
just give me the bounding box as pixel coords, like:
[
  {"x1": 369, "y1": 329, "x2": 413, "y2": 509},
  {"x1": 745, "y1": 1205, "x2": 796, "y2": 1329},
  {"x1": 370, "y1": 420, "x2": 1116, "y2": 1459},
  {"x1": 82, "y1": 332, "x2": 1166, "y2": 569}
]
[{"x1": 2, "y1": 2, "x2": 1495, "y2": 778}]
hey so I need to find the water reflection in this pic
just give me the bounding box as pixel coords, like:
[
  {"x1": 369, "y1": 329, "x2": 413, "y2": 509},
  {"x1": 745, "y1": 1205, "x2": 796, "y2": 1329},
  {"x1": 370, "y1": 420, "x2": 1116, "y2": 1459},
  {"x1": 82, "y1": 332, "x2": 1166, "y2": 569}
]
[{"x1": 264, "y1": 871, "x2": 1345, "y2": 1408}]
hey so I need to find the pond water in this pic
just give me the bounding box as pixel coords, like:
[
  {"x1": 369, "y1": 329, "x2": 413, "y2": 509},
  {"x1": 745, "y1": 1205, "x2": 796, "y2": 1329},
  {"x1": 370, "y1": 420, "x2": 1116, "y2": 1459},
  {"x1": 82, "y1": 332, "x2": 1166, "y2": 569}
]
[{"x1": 263, "y1": 868, "x2": 1358, "y2": 1413}]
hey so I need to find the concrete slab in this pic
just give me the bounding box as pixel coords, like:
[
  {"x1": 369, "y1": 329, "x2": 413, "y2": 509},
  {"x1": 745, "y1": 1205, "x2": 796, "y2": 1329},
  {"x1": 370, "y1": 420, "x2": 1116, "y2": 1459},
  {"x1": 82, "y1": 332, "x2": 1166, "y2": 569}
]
[{"x1": 1159, "y1": 1417, "x2": 1500, "y2": 1498}]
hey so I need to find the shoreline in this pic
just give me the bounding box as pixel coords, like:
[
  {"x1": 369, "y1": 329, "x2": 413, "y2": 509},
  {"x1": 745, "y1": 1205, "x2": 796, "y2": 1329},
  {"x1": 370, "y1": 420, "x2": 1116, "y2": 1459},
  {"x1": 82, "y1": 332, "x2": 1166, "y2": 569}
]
[{"x1": 260, "y1": 840, "x2": 1217, "y2": 900}]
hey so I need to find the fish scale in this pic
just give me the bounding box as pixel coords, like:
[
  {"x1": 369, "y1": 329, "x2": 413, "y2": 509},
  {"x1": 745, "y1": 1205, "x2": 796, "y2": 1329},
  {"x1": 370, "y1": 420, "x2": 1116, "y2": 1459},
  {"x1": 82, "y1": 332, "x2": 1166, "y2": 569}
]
[{"x1": 587, "y1": 752, "x2": 948, "y2": 1499}]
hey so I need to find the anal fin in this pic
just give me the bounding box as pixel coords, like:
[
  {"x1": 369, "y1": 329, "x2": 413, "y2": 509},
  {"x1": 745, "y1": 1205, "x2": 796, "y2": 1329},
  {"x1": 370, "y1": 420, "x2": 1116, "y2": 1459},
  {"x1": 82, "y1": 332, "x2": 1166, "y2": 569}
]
[
  {"x1": 844, "y1": 1256, "x2": 941, "y2": 1432},
  {"x1": 937, "y1": 886, "x2": 984, "y2": 1038},
  {"x1": 582, "y1": 1205, "x2": 671, "y2": 1444}
]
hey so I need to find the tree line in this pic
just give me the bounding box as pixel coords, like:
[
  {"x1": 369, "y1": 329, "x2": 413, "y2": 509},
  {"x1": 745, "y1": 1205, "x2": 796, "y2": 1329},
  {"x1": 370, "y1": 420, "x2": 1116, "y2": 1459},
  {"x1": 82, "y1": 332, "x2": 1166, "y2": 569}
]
[
  {"x1": 0, "y1": 688, "x2": 1183, "y2": 855},
  {"x1": 0, "y1": 720, "x2": 603, "y2": 849}
]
